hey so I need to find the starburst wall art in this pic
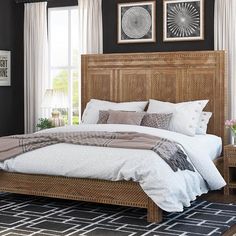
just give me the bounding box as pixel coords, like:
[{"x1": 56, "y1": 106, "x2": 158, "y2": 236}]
[{"x1": 163, "y1": 0, "x2": 204, "y2": 42}]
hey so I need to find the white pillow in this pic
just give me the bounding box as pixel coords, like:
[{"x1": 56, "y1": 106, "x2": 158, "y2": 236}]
[
  {"x1": 196, "y1": 112, "x2": 212, "y2": 135},
  {"x1": 147, "y1": 99, "x2": 208, "y2": 136},
  {"x1": 82, "y1": 99, "x2": 148, "y2": 124}
]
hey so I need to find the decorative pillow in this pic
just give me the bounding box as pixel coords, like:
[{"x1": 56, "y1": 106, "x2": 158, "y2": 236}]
[
  {"x1": 97, "y1": 110, "x2": 109, "y2": 124},
  {"x1": 196, "y1": 112, "x2": 212, "y2": 135},
  {"x1": 147, "y1": 99, "x2": 208, "y2": 136},
  {"x1": 107, "y1": 110, "x2": 145, "y2": 125},
  {"x1": 141, "y1": 113, "x2": 173, "y2": 130},
  {"x1": 82, "y1": 99, "x2": 148, "y2": 124}
]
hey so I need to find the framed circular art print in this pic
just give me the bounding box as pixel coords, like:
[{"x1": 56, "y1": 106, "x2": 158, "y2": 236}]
[{"x1": 118, "y1": 1, "x2": 156, "y2": 44}]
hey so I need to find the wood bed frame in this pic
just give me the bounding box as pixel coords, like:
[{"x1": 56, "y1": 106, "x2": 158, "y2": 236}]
[{"x1": 0, "y1": 51, "x2": 227, "y2": 223}]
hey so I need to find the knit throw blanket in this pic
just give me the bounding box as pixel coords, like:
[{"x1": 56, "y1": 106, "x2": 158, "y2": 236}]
[{"x1": 0, "y1": 131, "x2": 195, "y2": 172}]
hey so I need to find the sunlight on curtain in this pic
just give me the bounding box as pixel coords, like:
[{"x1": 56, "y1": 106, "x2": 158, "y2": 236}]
[
  {"x1": 78, "y1": 0, "x2": 103, "y2": 121},
  {"x1": 24, "y1": 2, "x2": 48, "y2": 133}
]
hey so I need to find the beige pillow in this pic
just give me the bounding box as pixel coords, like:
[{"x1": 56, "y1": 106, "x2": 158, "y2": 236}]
[{"x1": 107, "y1": 110, "x2": 145, "y2": 125}]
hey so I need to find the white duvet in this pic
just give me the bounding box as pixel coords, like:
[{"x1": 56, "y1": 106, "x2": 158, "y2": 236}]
[{"x1": 0, "y1": 124, "x2": 226, "y2": 212}]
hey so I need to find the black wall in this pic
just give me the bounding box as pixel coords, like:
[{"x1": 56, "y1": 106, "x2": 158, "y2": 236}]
[
  {"x1": 0, "y1": 0, "x2": 76, "y2": 136},
  {"x1": 102, "y1": 0, "x2": 215, "y2": 53},
  {"x1": 0, "y1": 0, "x2": 24, "y2": 136}
]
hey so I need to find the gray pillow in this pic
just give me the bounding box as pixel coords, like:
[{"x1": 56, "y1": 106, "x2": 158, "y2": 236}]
[
  {"x1": 141, "y1": 113, "x2": 173, "y2": 129},
  {"x1": 107, "y1": 110, "x2": 145, "y2": 125},
  {"x1": 97, "y1": 110, "x2": 109, "y2": 124}
]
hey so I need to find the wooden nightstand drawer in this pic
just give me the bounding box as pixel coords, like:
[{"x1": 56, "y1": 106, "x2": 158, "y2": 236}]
[
  {"x1": 224, "y1": 145, "x2": 236, "y2": 195},
  {"x1": 224, "y1": 147, "x2": 236, "y2": 156},
  {"x1": 228, "y1": 182, "x2": 236, "y2": 188},
  {"x1": 227, "y1": 161, "x2": 236, "y2": 167}
]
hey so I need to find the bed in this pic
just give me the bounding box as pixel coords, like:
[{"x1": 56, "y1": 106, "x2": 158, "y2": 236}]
[{"x1": 0, "y1": 51, "x2": 228, "y2": 223}]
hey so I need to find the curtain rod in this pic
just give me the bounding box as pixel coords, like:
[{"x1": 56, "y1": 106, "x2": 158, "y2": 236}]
[{"x1": 15, "y1": 0, "x2": 47, "y2": 3}]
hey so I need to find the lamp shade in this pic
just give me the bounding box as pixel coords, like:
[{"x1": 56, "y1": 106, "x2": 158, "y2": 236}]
[
  {"x1": 41, "y1": 89, "x2": 69, "y2": 109},
  {"x1": 54, "y1": 90, "x2": 69, "y2": 109}
]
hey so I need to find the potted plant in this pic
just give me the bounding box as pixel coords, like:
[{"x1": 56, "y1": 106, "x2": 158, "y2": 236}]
[{"x1": 37, "y1": 118, "x2": 54, "y2": 130}]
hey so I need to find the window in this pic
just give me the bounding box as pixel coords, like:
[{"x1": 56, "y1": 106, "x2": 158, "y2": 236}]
[{"x1": 48, "y1": 7, "x2": 79, "y2": 125}]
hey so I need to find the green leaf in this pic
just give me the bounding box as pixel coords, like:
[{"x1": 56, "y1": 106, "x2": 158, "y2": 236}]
[{"x1": 36, "y1": 118, "x2": 54, "y2": 130}]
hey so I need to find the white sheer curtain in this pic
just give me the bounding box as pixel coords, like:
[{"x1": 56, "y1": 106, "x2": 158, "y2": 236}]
[
  {"x1": 24, "y1": 2, "x2": 48, "y2": 133},
  {"x1": 78, "y1": 0, "x2": 103, "y2": 54},
  {"x1": 78, "y1": 0, "x2": 103, "y2": 119},
  {"x1": 214, "y1": 0, "x2": 236, "y2": 119}
]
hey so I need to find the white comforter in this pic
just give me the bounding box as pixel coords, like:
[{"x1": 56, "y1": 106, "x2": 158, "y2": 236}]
[{"x1": 0, "y1": 124, "x2": 226, "y2": 212}]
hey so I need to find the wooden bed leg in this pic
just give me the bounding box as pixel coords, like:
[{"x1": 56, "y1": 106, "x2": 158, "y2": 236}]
[{"x1": 147, "y1": 198, "x2": 163, "y2": 223}]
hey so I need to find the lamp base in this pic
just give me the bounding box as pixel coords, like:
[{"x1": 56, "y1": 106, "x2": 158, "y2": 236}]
[{"x1": 50, "y1": 110, "x2": 65, "y2": 127}]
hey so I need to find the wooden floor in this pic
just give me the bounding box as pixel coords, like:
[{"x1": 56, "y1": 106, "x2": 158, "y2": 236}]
[
  {"x1": 200, "y1": 190, "x2": 236, "y2": 203},
  {"x1": 200, "y1": 191, "x2": 236, "y2": 236}
]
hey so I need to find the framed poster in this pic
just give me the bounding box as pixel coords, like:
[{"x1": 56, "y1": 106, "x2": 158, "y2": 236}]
[
  {"x1": 118, "y1": 1, "x2": 156, "y2": 44},
  {"x1": 0, "y1": 50, "x2": 11, "y2": 86},
  {"x1": 163, "y1": 0, "x2": 204, "y2": 42}
]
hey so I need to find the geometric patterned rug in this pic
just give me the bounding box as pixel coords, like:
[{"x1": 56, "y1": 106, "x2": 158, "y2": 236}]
[{"x1": 0, "y1": 193, "x2": 235, "y2": 236}]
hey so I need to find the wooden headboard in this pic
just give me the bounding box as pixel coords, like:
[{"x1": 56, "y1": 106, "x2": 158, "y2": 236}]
[{"x1": 81, "y1": 51, "x2": 228, "y2": 144}]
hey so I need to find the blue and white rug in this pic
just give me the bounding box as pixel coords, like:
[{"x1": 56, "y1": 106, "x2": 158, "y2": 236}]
[{"x1": 0, "y1": 193, "x2": 235, "y2": 236}]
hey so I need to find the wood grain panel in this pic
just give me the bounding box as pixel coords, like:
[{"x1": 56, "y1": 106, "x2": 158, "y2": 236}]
[
  {"x1": 150, "y1": 70, "x2": 179, "y2": 102},
  {"x1": 82, "y1": 69, "x2": 115, "y2": 111},
  {"x1": 88, "y1": 70, "x2": 114, "y2": 99},
  {"x1": 0, "y1": 172, "x2": 148, "y2": 208},
  {"x1": 118, "y1": 70, "x2": 151, "y2": 101}
]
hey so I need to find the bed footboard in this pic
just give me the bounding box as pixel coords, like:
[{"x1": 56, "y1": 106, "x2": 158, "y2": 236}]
[{"x1": 0, "y1": 171, "x2": 163, "y2": 223}]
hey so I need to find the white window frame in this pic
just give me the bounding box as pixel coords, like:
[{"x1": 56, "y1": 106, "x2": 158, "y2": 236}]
[{"x1": 48, "y1": 6, "x2": 78, "y2": 125}]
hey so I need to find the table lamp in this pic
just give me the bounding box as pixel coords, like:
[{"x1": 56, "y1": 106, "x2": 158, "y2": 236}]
[{"x1": 41, "y1": 89, "x2": 68, "y2": 127}]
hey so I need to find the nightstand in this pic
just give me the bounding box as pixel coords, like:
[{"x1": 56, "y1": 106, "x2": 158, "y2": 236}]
[{"x1": 224, "y1": 145, "x2": 236, "y2": 195}]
